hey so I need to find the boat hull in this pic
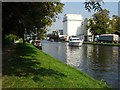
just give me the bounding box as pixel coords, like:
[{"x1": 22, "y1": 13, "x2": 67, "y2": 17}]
[{"x1": 69, "y1": 41, "x2": 82, "y2": 47}]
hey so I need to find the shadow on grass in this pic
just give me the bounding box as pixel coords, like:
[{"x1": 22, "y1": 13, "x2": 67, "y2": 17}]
[{"x1": 2, "y1": 43, "x2": 66, "y2": 81}]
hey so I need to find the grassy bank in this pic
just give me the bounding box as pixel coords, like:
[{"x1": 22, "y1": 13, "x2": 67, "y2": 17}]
[
  {"x1": 2, "y1": 42, "x2": 109, "y2": 88},
  {"x1": 83, "y1": 42, "x2": 120, "y2": 46}
]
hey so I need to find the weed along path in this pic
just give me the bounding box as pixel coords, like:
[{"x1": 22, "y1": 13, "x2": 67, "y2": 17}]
[{"x1": 2, "y1": 43, "x2": 109, "y2": 88}]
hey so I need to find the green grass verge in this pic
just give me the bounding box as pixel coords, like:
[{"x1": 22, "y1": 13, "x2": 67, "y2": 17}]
[
  {"x1": 83, "y1": 42, "x2": 120, "y2": 46},
  {"x1": 2, "y1": 43, "x2": 109, "y2": 88}
]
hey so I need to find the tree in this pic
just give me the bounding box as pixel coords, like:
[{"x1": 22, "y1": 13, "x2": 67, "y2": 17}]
[
  {"x1": 84, "y1": 0, "x2": 103, "y2": 12},
  {"x1": 2, "y1": 2, "x2": 64, "y2": 43},
  {"x1": 86, "y1": 9, "x2": 111, "y2": 41},
  {"x1": 111, "y1": 15, "x2": 120, "y2": 31}
]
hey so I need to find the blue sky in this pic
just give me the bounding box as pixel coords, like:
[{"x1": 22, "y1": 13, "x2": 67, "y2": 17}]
[{"x1": 48, "y1": 1, "x2": 119, "y2": 33}]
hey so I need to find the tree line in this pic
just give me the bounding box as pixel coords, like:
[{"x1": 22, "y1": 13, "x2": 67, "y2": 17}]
[
  {"x1": 2, "y1": 0, "x2": 104, "y2": 44},
  {"x1": 2, "y1": 2, "x2": 64, "y2": 43},
  {"x1": 86, "y1": 9, "x2": 120, "y2": 41},
  {"x1": 3, "y1": 1, "x2": 117, "y2": 44}
]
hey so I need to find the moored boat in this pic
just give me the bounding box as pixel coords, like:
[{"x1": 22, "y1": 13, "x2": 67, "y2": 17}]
[{"x1": 69, "y1": 36, "x2": 83, "y2": 47}]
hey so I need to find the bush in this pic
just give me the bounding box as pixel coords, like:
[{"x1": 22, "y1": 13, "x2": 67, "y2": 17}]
[{"x1": 3, "y1": 34, "x2": 18, "y2": 44}]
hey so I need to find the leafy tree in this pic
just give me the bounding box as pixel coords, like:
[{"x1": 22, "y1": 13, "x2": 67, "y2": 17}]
[
  {"x1": 111, "y1": 15, "x2": 120, "y2": 31},
  {"x1": 2, "y1": 2, "x2": 64, "y2": 43},
  {"x1": 84, "y1": 0, "x2": 103, "y2": 12},
  {"x1": 86, "y1": 9, "x2": 111, "y2": 41}
]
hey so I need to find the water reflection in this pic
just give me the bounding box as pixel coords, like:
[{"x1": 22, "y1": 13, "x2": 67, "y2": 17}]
[
  {"x1": 66, "y1": 46, "x2": 83, "y2": 67},
  {"x1": 41, "y1": 41, "x2": 119, "y2": 88},
  {"x1": 84, "y1": 45, "x2": 118, "y2": 88}
]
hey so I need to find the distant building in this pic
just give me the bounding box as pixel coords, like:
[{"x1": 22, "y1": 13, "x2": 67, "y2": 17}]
[
  {"x1": 63, "y1": 14, "x2": 83, "y2": 40},
  {"x1": 52, "y1": 29, "x2": 63, "y2": 36},
  {"x1": 57, "y1": 29, "x2": 67, "y2": 41},
  {"x1": 63, "y1": 14, "x2": 92, "y2": 41},
  {"x1": 58, "y1": 29, "x2": 63, "y2": 35},
  {"x1": 52, "y1": 31, "x2": 58, "y2": 35},
  {"x1": 83, "y1": 18, "x2": 92, "y2": 41}
]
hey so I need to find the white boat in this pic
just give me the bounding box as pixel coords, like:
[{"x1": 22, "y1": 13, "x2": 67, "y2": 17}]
[{"x1": 69, "y1": 36, "x2": 83, "y2": 47}]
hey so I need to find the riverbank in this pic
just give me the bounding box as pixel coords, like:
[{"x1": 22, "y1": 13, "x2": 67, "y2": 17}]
[
  {"x1": 83, "y1": 42, "x2": 120, "y2": 46},
  {"x1": 2, "y1": 42, "x2": 109, "y2": 88},
  {"x1": 57, "y1": 41, "x2": 120, "y2": 46}
]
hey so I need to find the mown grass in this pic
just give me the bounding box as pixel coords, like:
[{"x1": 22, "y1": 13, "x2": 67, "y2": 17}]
[{"x1": 2, "y1": 42, "x2": 109, "y2": 88}]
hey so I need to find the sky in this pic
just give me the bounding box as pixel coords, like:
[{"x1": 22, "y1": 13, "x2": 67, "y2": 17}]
[{"x1": 48, "y1": 1, "x2": 119, "y2": 33}]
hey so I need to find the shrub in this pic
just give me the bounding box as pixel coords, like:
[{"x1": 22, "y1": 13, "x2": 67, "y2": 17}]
[{"x1": 3, "y1": 34, "x2": 18, "y2": 44}]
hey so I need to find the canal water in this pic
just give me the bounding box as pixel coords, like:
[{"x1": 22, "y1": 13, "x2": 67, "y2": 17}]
[{"x1": 41, "y1": 40, "x2": 119, "y2": 88}]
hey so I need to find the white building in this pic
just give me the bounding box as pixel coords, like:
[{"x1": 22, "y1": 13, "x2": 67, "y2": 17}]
[
  {"x1": 83, "y1": 18, "x2": 93, "y2": 41},
  {"x1": 63, "y1": 14, "x2": 84, "y2": 40},
  {"x1": 63, "y1": 14, "x2": 92, "y2": 41}
]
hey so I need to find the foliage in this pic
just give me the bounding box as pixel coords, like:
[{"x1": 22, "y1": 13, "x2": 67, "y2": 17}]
[
  {"x1": 86, "y1": 9, "x2": 111, "y2": 36},
  {"x1": 2, "y1": 2, "x2": 64, "y2": 41},
  {"x1": 111, "y1": 15, "x2": 120, "y2": 31},
  {"x1": 84, "y1": 0, "x2": 103, "y2": 12},
  {"x1": 3, "y1": 34, "x2": 18, "y2": 44}
]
